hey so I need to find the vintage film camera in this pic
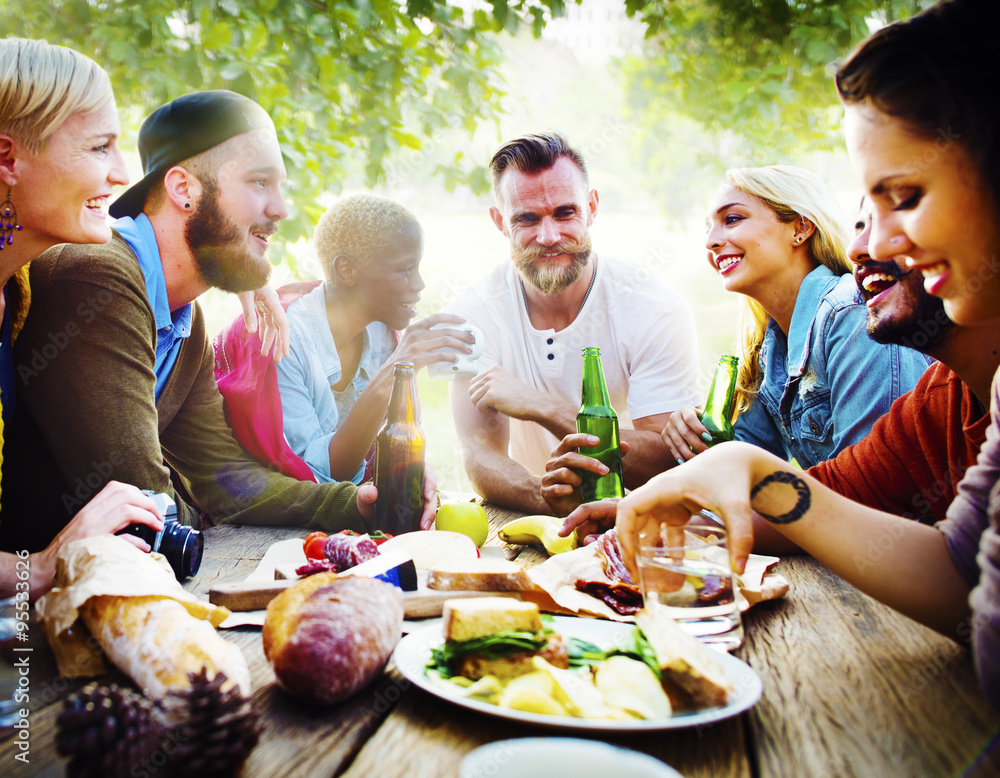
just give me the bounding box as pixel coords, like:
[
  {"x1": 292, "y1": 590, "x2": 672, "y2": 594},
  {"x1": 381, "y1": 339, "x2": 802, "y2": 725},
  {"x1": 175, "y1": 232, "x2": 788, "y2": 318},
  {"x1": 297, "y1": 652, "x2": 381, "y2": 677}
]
[{"x1": 117, "y1": 491, "x2": 203, "y2": 579}]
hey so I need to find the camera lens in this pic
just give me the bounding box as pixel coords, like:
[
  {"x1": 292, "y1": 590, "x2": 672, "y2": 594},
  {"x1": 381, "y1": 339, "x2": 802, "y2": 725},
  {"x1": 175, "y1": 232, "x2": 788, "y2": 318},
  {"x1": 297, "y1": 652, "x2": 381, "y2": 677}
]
[
  {"x1": 117, "y1": 519, "x2": 203, "y2": 579},
  {"x1": 159, "y1": 521, "x2": 203, "y2": 579},
  {"x1": 115, "y1": 491, "x2": 204, "y2": 578}
]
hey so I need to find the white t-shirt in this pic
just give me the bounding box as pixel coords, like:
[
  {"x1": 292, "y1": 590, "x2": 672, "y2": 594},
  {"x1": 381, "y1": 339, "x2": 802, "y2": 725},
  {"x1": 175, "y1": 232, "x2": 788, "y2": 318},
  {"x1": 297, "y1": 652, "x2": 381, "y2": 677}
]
[{"x1": 446, "y1": 254, "x2": 702, "y2": 475}]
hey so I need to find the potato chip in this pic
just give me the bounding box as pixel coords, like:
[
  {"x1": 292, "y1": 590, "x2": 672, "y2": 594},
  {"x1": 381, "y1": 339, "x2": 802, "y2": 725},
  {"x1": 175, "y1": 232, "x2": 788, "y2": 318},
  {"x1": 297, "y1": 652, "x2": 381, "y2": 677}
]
[
  {"x1": 531, "y1": 657, "x2": 611, "y2": 719},
  {"x1": 498, "y1": 671, "x2": 567, "y2": 716},
  {"x1": 595, "y1": 656, "x2": 672, "y2": 719}
]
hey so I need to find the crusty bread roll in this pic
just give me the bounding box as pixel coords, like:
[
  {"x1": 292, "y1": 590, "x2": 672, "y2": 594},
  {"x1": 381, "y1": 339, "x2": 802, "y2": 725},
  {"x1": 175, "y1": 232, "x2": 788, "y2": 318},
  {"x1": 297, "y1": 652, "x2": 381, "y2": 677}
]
[
  {"x1": 427, "y1": 559, "x2": 532, "y2": 591},
  {"x1": 263, "y1": 575, "x2": 403, "y2": 705},
  {"x1": 81, "y1": 595, "x2": 251, "y2": 700}
]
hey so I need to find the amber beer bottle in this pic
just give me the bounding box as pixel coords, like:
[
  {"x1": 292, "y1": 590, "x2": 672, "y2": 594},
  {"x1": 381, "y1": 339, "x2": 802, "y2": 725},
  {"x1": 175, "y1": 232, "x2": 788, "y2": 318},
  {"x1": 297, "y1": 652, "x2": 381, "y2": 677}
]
[
  {"x1": 699, "y1": 355, "x2": 739, "y2": 446},
  {"x1": 576, "y1": 347, "x2": 624, "y2": 501},
  {"x1": 374, "y1": 362, "x2": 425, "y2": 534}
]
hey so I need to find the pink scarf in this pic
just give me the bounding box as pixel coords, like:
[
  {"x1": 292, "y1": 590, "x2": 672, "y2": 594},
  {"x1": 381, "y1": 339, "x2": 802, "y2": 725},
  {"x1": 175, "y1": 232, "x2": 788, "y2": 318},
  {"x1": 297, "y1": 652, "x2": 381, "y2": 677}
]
[{"x1": 213, "y1": 281, "x2": 322, "y2": 483}]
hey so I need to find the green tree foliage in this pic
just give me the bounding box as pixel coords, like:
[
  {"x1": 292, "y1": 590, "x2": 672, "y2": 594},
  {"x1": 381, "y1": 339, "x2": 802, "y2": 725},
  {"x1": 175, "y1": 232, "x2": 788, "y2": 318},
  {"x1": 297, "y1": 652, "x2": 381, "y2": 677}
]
[
  {"x1": 619, "y1": 0, "x2": 935, "y2": 214},
  {"x1": 5, "y1": 0, "x2": 570, "y2": 255}
]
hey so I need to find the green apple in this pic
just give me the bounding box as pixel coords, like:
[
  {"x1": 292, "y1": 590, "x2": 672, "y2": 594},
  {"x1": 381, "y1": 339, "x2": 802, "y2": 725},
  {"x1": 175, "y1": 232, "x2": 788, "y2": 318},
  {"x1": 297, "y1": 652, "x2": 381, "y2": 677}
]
[{"x1": 434, "y1": 503, "x2": 489, "y2": 548}]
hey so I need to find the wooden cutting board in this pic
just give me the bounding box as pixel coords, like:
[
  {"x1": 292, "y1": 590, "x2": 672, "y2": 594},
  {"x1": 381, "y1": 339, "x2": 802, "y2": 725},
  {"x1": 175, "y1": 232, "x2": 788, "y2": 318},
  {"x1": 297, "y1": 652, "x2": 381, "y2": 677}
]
[{"x1": 208, "y1": 578, "x2": 521, "y2": 618}]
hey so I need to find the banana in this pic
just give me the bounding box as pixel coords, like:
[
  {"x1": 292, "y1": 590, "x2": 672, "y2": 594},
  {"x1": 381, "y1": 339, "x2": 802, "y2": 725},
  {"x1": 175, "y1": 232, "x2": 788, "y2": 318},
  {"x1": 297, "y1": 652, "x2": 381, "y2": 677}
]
[{"x1": 497, "y1": 515, "x2": 579, "y2": 556}]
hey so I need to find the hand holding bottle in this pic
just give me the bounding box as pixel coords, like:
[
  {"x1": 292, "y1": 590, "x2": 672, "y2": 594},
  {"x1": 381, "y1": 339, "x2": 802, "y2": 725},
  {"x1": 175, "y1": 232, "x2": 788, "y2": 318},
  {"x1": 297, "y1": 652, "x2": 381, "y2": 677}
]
[
  {"x1": 660, "y1": 405, "x2": 713, "y2": 465},
  {"x1": 662, "y1": 355, "x2": 739, "y2": 466},
  {"x1": 541, "y1": 433, "x2": 630, "y2": 516}
]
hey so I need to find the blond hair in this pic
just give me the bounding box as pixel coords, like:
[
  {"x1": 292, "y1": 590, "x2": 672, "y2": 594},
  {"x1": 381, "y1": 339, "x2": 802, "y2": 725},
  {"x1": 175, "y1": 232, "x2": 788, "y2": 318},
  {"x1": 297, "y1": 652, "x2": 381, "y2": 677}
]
[
  {"x1": 0, "y1": 38, "x2": 112, "y2": 153},
  {"x1": 725, "y1": 165, "x2": 850, "y2": 412},
  {"x1": 314, "y1": 194, "x2": 420, "y2": 282}
]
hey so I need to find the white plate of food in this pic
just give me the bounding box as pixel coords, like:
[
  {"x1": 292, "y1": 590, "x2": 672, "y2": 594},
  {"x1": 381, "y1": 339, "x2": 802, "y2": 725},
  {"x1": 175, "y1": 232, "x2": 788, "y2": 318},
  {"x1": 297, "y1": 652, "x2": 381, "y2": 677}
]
[{"x1": 392, "y1": 607, "x2": 762, "y2": 732}]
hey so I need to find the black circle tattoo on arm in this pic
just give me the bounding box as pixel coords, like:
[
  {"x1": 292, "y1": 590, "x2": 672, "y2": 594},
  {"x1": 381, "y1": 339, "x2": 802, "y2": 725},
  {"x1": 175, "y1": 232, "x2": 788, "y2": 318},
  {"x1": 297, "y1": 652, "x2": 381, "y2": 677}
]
[{"x1": 750, "y1": 470, "x2": 812, "y2": 525}]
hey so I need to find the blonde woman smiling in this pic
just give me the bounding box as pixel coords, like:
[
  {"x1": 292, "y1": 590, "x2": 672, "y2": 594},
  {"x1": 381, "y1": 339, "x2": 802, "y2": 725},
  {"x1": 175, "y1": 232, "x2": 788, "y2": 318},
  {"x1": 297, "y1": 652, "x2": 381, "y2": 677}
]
[{"x1": 660, "y1": 165, "x2": 930, "y2": 469}]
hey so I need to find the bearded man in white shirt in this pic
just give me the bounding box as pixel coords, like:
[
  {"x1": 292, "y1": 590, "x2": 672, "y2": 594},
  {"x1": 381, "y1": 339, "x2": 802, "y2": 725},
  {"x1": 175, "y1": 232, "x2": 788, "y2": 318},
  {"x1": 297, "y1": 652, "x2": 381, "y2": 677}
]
[{"x1": 447, "y1": 132, "x2": 701, "y2": 514}]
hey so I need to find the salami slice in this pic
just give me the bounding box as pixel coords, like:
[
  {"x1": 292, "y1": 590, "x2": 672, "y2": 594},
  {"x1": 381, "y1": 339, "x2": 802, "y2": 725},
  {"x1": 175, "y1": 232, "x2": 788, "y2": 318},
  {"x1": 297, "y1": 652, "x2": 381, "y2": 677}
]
[
  {"x1": 574, "y1": 579, "x2": 644, "y2": 615},
  {"x1": 593, "y1": 530, "x2": 635, "y2": 586},
  {"x1": 295, "y1": 558, "x2": 337, "y2": 577},
  {"x1": 323, "y1": 533, "x2": 379, "y2": 572}
]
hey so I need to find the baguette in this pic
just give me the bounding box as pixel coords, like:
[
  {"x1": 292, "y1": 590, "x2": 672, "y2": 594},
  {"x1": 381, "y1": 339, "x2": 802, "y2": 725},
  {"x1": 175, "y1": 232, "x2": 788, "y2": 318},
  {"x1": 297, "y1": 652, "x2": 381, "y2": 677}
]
[
  {"x1": 35, "y1": 535, "x2": 247, "y2": 701},
  {"x1": 81, "y1": 595, "x2": 251, "y2": 699},
  {"x1": 427, "y1": 559, "x2": 532, "y2": 592}
]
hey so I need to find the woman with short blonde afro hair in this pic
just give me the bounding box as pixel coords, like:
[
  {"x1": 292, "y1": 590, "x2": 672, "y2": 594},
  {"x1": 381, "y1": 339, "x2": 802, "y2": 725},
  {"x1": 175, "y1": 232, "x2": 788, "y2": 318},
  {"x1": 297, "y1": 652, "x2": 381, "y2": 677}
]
[
  {"x1": 314, "y1": 194, "x2": 420, "y2": 282},
  {"x1": 222, "y1": 191, "x2": 474, "y2": 492}
]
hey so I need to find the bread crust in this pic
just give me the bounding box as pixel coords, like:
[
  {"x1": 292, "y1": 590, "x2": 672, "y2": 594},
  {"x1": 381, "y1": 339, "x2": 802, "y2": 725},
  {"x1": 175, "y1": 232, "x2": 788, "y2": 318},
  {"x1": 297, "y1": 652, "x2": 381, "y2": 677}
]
[
  {"x1": 427, "y1": 560, "x2": 531, "y2": 591},
  {"x1": 442, "y1": 597, "x2": 542, "y2": 642},
  {"x1": 635, "y1": 608, "x2": 733, "y2": 709}
]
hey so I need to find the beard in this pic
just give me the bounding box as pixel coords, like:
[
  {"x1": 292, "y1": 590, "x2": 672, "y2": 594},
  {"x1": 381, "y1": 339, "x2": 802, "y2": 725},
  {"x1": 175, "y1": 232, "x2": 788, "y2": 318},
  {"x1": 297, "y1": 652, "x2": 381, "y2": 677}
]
[
  {"x1": 512, "y1": 234, "x2": 593, "y2": 294},
  {"x1": 185, "y1": 179, "x2": 273, "y2": 293},
  {"x1": 867, "y1": 292, "x2": 956, "y2": 352},
  {"x1": 857, "y1": 264, "x2": 956, "y2": 352}
]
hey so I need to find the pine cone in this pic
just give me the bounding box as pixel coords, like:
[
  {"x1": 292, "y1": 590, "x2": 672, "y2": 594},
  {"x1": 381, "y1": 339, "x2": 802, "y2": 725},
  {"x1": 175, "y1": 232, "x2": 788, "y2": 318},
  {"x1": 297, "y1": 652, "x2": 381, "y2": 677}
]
[
  {"x1": 56, "y1": 682, "x2": 165, "y2": 778},
  {"x1": 166, "y1": 669, "x2": 260, "y2": 776}
]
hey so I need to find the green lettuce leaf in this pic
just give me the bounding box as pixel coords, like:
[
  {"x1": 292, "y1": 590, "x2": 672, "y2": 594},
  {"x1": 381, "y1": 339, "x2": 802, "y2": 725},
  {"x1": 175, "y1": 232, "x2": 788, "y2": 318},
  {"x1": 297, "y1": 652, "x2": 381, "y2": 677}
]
[{"x1": 428, "y1": 629, "x2": 551, "y2": 678}]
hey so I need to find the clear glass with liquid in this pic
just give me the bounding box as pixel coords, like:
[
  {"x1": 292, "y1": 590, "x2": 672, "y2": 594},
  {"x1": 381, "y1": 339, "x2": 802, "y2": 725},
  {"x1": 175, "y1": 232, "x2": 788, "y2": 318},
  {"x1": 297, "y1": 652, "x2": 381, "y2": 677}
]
[{"x1": 636, "y1": 517, "x2": 743, "y2": 652}]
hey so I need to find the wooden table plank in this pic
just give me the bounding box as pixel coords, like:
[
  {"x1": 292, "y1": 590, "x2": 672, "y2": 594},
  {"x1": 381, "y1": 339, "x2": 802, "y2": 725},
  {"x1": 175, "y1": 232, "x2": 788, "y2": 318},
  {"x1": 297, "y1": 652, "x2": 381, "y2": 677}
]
[{"x1": 742, "y1": 556, "x2": 1000, "y2": 778}]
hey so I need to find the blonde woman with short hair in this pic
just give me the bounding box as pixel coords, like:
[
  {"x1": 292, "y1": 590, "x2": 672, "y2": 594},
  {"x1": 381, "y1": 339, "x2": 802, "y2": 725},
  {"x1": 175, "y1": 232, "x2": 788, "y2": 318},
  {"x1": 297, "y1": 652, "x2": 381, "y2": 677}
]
[{"x1": 0, "y1": 38, "x2": 165, "y2": 597}]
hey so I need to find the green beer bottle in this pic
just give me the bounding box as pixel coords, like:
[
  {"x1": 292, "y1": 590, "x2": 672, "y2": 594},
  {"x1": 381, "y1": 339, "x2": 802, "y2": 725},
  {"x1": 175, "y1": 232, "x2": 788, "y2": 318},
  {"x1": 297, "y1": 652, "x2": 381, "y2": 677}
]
[
  {"x1": 374, "y1": 362, "x2": 426, "y2": 535},
  {"x1": 576, "y1": 347, "x2": 624, "y2": 501},
  {"x1": 699, "y1": 355, "x2": 739, "y2": 446}
]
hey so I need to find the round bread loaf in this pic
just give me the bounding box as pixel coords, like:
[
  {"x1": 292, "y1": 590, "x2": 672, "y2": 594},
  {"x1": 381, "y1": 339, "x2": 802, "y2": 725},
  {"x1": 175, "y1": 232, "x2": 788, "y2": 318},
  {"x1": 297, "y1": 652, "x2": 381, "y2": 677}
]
[{"x1": 263, "y1": 574, "x2": 404, "y2": 705}]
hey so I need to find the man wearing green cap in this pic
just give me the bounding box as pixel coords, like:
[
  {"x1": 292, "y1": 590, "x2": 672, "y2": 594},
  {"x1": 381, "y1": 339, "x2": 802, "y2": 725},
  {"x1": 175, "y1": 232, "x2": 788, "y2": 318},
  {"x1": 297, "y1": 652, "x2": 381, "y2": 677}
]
[{"x1": 0, "y1": 91, "x2": 392, "y2": 551}]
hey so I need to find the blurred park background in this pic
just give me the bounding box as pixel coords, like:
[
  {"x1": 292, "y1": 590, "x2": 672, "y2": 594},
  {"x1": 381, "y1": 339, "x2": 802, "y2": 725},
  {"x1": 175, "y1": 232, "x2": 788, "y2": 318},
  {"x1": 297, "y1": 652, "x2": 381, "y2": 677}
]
[{"x1": 8, "y1": 0, "x2": 935, "y2": 492}]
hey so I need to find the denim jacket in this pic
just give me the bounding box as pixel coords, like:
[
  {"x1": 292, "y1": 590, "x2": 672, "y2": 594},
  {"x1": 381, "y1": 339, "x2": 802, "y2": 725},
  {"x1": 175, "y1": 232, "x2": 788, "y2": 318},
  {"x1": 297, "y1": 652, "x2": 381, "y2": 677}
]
[
  {"x1": 734, "y1": 265, "x2": 932, "y2": 469},
  {"x1": 275, "y1": 282, "x2": 395, "y2": 484}
]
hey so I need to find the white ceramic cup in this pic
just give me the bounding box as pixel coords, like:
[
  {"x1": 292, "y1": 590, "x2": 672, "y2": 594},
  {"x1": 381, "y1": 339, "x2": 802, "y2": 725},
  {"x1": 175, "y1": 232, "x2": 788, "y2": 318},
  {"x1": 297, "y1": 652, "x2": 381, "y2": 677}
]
[
  {"x1": 459, "y1": 738, "x2": 684, "y2": 778},
  {"x1": 427, "y1": 323, "x2": 484, "y2": 381}
]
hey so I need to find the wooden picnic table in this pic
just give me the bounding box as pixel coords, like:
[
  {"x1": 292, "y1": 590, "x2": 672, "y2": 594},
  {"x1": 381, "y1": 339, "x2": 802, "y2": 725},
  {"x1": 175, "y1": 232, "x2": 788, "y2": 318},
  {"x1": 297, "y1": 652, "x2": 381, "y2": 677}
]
[{"x1": 4, "y1": 502, "x2": 1000, "y2": 777}]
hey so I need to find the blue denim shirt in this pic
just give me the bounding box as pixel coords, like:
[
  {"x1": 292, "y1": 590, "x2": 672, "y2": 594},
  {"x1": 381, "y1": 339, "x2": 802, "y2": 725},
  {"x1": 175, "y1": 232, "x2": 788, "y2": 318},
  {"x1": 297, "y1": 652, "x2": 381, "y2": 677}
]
[
  {"x1": 113, "y1": 215, "x2": 192, "y2": 401},
  {"x1": 734, "y1": 265, "x2": 932, "y2": 469},
  {"x1": 275, "y1": 282, "x2": 395, "y2": 484}
]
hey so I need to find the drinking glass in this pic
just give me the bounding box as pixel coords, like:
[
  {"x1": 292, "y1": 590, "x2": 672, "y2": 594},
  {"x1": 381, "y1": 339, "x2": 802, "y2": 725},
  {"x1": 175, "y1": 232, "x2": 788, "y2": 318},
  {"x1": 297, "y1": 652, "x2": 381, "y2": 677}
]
[{"x1": 635, "y1": 514, "x2": 743, "y2": 652}]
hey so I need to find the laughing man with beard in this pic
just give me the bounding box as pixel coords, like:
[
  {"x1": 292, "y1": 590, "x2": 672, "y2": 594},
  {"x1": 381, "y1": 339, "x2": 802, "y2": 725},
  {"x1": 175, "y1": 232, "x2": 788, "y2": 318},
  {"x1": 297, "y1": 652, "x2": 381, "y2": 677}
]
[
  {"x1": 752, "y1": 199, "x2": 1000, "y2": 554},
  {"x1": 447, "y1": 133, "x2": 701, "y2": 514},
  {"x1": 0, "y1": 91, "x2": 377, "y2": 552}
]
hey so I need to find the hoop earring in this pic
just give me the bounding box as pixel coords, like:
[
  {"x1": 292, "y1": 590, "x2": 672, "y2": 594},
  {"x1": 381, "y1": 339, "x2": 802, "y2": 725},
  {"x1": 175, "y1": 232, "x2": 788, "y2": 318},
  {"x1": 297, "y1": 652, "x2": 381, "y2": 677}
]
[{"x1": 0, "y1": 187, "x2": 22, "y2": 251}]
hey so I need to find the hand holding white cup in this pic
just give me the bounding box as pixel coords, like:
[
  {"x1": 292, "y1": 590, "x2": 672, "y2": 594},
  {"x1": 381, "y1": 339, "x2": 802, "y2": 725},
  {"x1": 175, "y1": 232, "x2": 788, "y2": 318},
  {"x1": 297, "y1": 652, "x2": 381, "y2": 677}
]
[{"x1": 427, "y1": 323, "x2": 484, "y2": 381}]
